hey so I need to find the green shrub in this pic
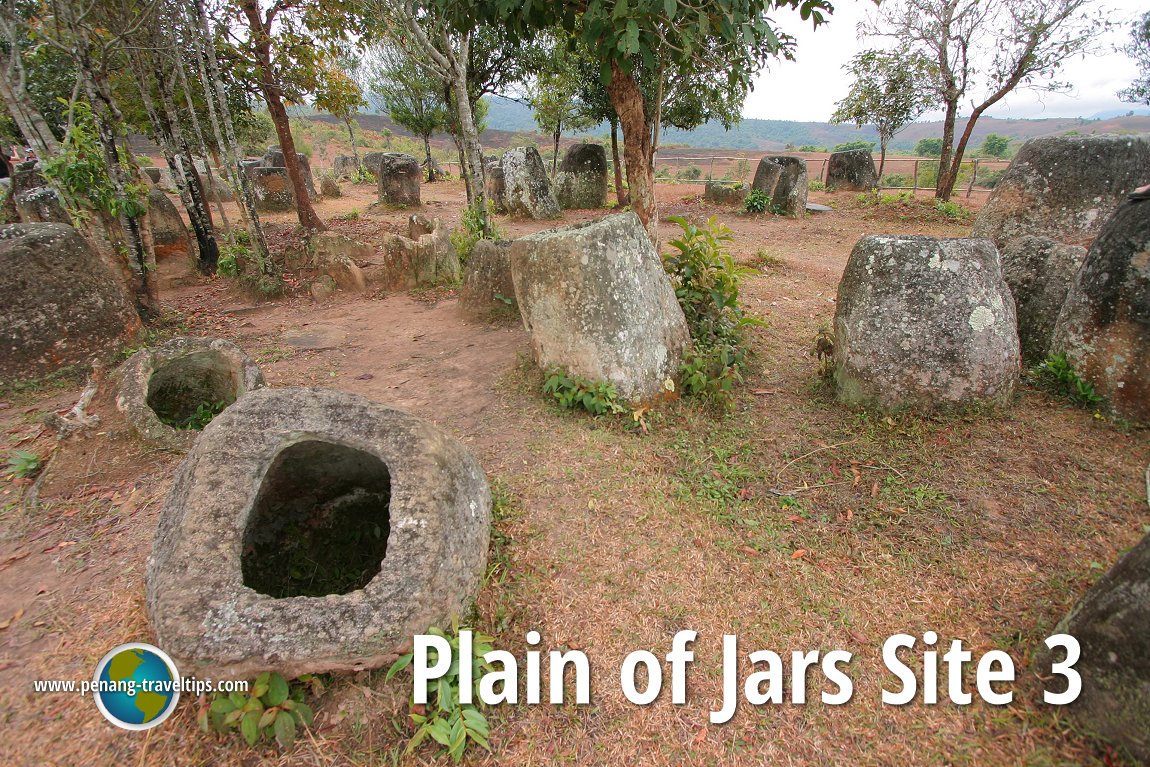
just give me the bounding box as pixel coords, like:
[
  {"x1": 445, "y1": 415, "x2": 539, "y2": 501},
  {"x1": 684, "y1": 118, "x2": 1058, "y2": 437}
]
[
  {"x1": 807, "y1": 178, "x2": 827, "y2": 192},
  {"x1": 832, "y1": 140, "x2": 876, "y2": 152},
  {"x1": 975, "y1": 167, "x2": 1006, "y2": 189},
  {"x1": 450, "y1": 201, "x2": 501, "y2": 265},
  {"x1": 6, "y1": 449, "x2": 42, "y2": 479},
  {"x1": 543, "y1": 368, "x2": 626, "y2": 415},
  {"x1": 933, "y1": 199, "x2": 972, "y2": 221},
  {"x1": 387, "y1": 625, "x2": 494, "y2": 763},
  {"x1": 1033, "y1": 354, "x2": 1104, "y2": 408},
  {"x1": 198, "y1": 672, "x2": 319, "y2": 748},
  {"x1": 743, "y1": 188, "x2": 771, "y2": 214},
  {"x1": 677, "y1": 164, "x2": 702, "y2": 180},
  {"x1": 881, "y1": 173, "x2": 910, "y2": 188},
  {"x1": 663, "y1": 216, "x2": 764, "y2": 403},
  {"x1": 799, "y1": 144, "x2": 828, "y2": 152}
]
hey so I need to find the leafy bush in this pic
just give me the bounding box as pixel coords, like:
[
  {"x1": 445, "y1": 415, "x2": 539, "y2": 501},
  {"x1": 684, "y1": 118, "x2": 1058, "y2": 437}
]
[
  {"x1": 543, "y1": 368, "x2": 626, "y2": 415},
  {"x1": 743, "y1": 188, "x2": 771, "y2": 214},
  {"x1": 807, "y1": 178, "x2": 827, "y2": 192},
  {"x1": 1033, "y1": 354, "x2": 1104, "y2": 408},
  {"x1": 975, "y1": 167, "x2": 1006, "y2": 189},
  {"x1": 663, "y1": 216, "x2": 763, "y2": 403},
  {"x1": 914, "y1": 137, "x2": 943, "y2": 157},
  {"x1": 173, "y1": 400, "x2": 226, "y2": 430},
  {"x1": 6, "y1": 449, "x2": 42, "y2": 479},
  {"x1": 677, "y1": 164, "x2": 702, "y2": 180},
  {"x1": 933, "y1": 199, "x2": 972, "y2": 221},
  {"x1": 450, "y1": 201, "x2": 501, "y2": 265},
  {"x1": 387, "y1": 625, "x2": 494, "y2": 763},
  {"x1": 198, "y1": 672, "x2": 319, "y2": 748},
  {"x1": 799, "y1": 144, "x2": 828, "y2": 152},
  {"x1": 880, "y1": 173, "x2": 910, "y2": 188},
  {"x1": 215, "y1": 241, "x2": 283, "y2": 297},
  {"x1": 832, "y1": 140, "x2": 876, "y2": 152}
]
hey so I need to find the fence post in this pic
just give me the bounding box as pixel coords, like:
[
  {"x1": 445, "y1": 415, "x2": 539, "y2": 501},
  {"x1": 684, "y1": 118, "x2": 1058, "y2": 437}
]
[
  {"x1": 708, "y1": 156, "x2": 714, "y2": 182},
  {"x1": 966, "y1": 158, "x2": 978, "y2": 198},
  {"x1": 913, "y1": 160, "x2": 919, "y2": 192},
  {"x1": 820, "y1": 158, "x2": 828, "y2": 183}
]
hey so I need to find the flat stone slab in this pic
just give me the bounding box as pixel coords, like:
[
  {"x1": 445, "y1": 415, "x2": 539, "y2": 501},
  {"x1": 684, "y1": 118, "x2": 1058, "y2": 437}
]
[
  {"x1": 281, "y1": 325, "x2": 349, "y2": 350},
  {"x1": 806, "y1": 202, "x2": 833, "y2": 213}
]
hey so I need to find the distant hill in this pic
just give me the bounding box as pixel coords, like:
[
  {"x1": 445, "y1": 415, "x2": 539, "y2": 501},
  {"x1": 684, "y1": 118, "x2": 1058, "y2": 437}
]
[{"x1": 480, "y1": 97, "x2": 1150, "y2": 153}]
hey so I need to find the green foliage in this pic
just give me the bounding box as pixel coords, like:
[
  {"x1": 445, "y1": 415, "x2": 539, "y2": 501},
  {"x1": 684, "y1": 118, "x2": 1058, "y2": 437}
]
[
  {"x1": 387, "y1": 625, "x2": 494, "y2": 763},
  {"x1": 830, "y1": 49, "x2": 935, "y2": 159},
  {"x1": 743, "y1": 188, "x2": 771, "y2": 213},
  {"x1": 975, "y1": 166, "x2": 1006, "y2": 189},
  {"x1": 915, "y1": 137, "x2": 943, "y2": 157},
  {"x1": 198, "y1": 672, "x2": 319, "y2": 749},
  {"x1": 543, "y1": 368, "x2": 626, "y2": 415},
  {"x1": 1119, "y1": 11, "x2": 1150, "y2": 105},
  {"x1": 807, "y1": 178, "x2": 826, "y2": 192},
  {"x1": 978, "y1": 133, "x2": 1010, "y2": 158},
  {"x1": 234, "y1": 111, "x2": 276, "y2": 156},
  {"x1": 172, "y1": 401, "x2": 226, "y2": 431},
  {"x1": 6, "y1": 450, "x2": 42, "y2": 479},
  {"x1": 1033, "y1": 354, "x2": 1104, "y2": 408},
  {"x1": 42, "y1": 101, "x2": 146, "y2": 220},
  {"x1": 677, "y1": 164, "x2": 702, "y2": 180},
  {"x1": 216, "y1": 242, "x2": 283, "y2": 297},
  {"x1": 366, "y1": 46, "x2": 449, "y2": 148},
  {"x1": 881, "y1": 173, "x2": 910, "y2": 187},
  {"x1": 832, "y1": 140, "x2": 876, "y2": 152},
  {"x1": 332, "y1": 208, "x2": 360, "y2": 221},
  {"x1": 451, "y1": 202, "x2": 502, "y2": 264},
  {"x1": 932, "y1": 199, "x2": 971, "y2": 221},
  {"x1": 663, "y1": 216, "x2": 763, "y2": 403},
  {"x1": 798, "y1": 144, "x2": 828, "y2": 152}
]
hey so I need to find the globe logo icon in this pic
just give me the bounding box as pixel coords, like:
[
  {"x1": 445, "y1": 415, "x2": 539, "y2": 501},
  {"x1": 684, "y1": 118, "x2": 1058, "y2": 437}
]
[{"x1": 92, "y1": 643, "x2": 181, "y2": 730}]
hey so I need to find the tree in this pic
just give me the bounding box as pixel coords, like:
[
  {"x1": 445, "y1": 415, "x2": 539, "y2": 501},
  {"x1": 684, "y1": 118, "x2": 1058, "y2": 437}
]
[
  {"x1": 434, "y1": 0, "x2": 836, "y2": 241},
  {"x1": 830, "y1": 48, "x2": 934, "y2": 177},
  {"x1": 215, "y1": 0, "x2": 365, "y2": 231},
  {"x1": 867, "y1": 0, "x2": 1108, "y2": 201},
  {"x1": 979, "y1": 133, "x2": 1010, "y2": 157},
  {"x1": 366, "y1": 45, "x2": 448, "y2": 182},
  {"x1": 1118, "y1": 11, "x2": 1150, "y2": 105},
  {"x1": 528, "y1": 37, "x2": 596, "y2": 176},
  {"x1": 915, "y1": 137, "x2": 943, "y2": 156}
]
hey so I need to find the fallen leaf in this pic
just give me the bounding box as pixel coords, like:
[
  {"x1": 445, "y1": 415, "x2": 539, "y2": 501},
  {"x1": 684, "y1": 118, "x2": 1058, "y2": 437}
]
[
  {"x1": 792, "y1": 549, "x2": 807, "y2": 559},
  {"x1": 355, "y1": 373, "x2": 374, "y2": 380},
  {"x1": 870, "y1": 481, "x2": 880, "y2": 498},
  {"x1": 739, "y1": 546, "x2": 758, "y2": 556},
  {"x1": 0, "y1": 607, "x2": 25, "y2": 630},
  {"x1": 786, "y1": 515, "x2": 803, "y2": 523},
  {"x1": 830, "y1": 461, "x2": 841, "y2": 478},
  {"x1": 693, "y1": 727, "x2": 708, "y2": 745}
]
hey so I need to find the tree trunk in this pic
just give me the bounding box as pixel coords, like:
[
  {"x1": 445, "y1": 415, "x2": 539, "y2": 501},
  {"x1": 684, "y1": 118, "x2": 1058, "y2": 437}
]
[
  {"x1": 240, "y1": 0, "x2": 325, "y2": 232},
  {"x1": 345, "y1": 116, "x2": 360, "y2": 167},
  {"x1": 610, "y1": 119, "x2": 628, "y2": 207},
  {"x1": 935, "y1": 97, "x2": 960, "y2": 201},
  {"x1": 878, "y1": 139, "x2": 887, "y2": 180},
  {"x1": 446, "y1": 46, "x2": 490, "y2": 235},
  {"x1": 607, "y1": 63, "x2": 655, "y2": 241},
  {"x1": 423, "y1": 135, "x2": 434, "y2": 182},
  {"x1": 552, "y1": 122, "x2": 561, "y2": 178},
  {"x1": 0, "y1": 52, "x2": 61, "y2": 158}
]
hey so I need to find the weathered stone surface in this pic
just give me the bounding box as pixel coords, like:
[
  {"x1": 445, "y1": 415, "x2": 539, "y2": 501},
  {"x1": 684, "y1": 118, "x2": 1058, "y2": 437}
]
[
  {"x1": 362, "y1": 216, "x2": 459, "y2": 289},
  {"x1": 833, "y1": 235, "x2": 1020, "y2": 411},
  {"x1": 116, "y1": 336, "x2": 266, "y2": 452},
  {"x1": 502, "y1": 147, "x2": 560, "y2": 219},
  {"x1": 1035, "y1": 531, "x2": 1150, "y2": 763},
  {"x1": 361, "y1": 151, "x2": 386, "y2": 180},
  {"x1": 194, "y1": 160, "x2": 234, "y2": 202},
  {"x1": 1, "y1": 223, "x2": 139, "y2": 381},
  {"x1": 333, "y1": 155, "x2": 359, "y2": 179},
  {"x1": 751, "y1": 160, "x2": 782, "y2": 197},
  {"x1": 307, "y1": 232, "x2": 371, "y2": 293},
  {"x1": 145, "y1": 387, "x2": 491, "y2": 678},
  {"x1": 147, "y1": 188, "x2": 192, "y2": 260},
  {"x1": 704, "y1": 182, "x2": 750, "y2": 206},
  {"x1": 310, "y1": 275, "x2": 337, "y2": 303},
  {"x1": 763, "y1": 156, "x2": 808, "y2": 216},
  {"x1": 485, "y1": 157, "x2": 506, "y2": 213},
  {"x1": 249, "y1": 167, "x2": 295, "y2": 212},
  {"x1": 999, "y1": 236, "x2": 1087, "y2": 363},
  {"x1": 972, "y1": 134, "x2": 1150, "y2": 248},
  {"x1": 10, "y1": 167, "x2": 47, "y2": 198},
  {"x1": 261, "y1": 147, "x2": 316, "y2": 199},
  {"x1": 826, "y1": 149, "x2": 879, "y2": 191},
  {"x1": 15, "y1": 186, "x2": 69, "y2": 224},
  {"x1": 459, "y1": 240, "x2": 516, "y2": 321},
  {"x1": 1050, "y1": 196, "x2": 1150, "y2": 423},
  {"x1": 320, "y1": 174, "x2": 341, "y2": 198},
  {"x1": 143, "y1": 167, "x2": 163, "y2": 184},
  {"x1": 554, "y1": 143, "x2": 608, "y2": 209},
  {"x1": 377, "y1": 153, "x2": 421, "y2": 207},
  {"x1": 511, "y1": 212, "x2": 689, "y2": 402}
]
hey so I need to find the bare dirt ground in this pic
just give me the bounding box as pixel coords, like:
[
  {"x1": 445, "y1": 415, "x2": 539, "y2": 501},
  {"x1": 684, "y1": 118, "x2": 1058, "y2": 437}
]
[{"x1": 1, "y1": 179, "x2": 1148, "y2": 767}]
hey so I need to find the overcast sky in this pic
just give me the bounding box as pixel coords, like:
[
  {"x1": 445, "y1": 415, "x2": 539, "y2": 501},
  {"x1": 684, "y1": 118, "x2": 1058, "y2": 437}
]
[{"x1": 744, "y1": 0, "x2": 1147, "y2": 122}]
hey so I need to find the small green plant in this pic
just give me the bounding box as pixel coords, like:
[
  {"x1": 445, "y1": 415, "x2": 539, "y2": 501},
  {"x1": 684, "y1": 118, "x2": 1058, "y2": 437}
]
[
  {"x1": 881, "y1": 173, "x2": 910, "y2": 188},
  {"x1": 451, "y1": 201, "x2": 502, "y2": 264},
  {"x1": 664, "y1": 216, "x2": 764, "y2": 404},
  {"x1": 543, "y1": 368, "x2": 626, "y2": 415},
  {"x1": 807, "y1": 178, "x2": 827, "y2": 192},
  {"x1": 933, "y1": 199, "x2": 972, "y2": 221},
  {"x1": 387, "y1": 624, "x2": 494, "y2": 763},
  {"x1": 351, "y1": 163, "x2": 375, "y2": 184},
  {"x1": 6, "y1": 449, "x2": 42, "y2": 479},
  {"x1": 332, "y1": 208, "x2": 360, "y2": 221},
  {"x1": 1033, "y1": 354, "x2": 1105, "y2": 408},
  {"x1": 177, "y1": 401, "x2": 226, "y2": 430},
  {"x1": 743, "y1": 188, "x2": 771, "y2": 214},
  {"x1": 198, "y1": 672, "x2": 318, "y2": 748}
]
